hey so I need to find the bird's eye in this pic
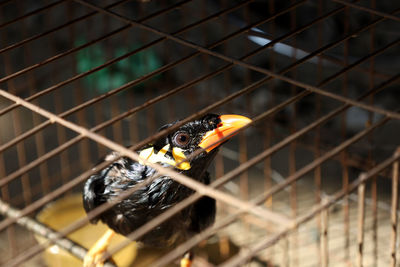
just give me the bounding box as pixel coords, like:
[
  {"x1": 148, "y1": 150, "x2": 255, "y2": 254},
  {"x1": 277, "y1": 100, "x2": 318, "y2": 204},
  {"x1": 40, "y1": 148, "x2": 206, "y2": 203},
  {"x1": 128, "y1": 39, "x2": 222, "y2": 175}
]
[{"x1": 173, "y1": 132, "x2": 190, "y2": 147}]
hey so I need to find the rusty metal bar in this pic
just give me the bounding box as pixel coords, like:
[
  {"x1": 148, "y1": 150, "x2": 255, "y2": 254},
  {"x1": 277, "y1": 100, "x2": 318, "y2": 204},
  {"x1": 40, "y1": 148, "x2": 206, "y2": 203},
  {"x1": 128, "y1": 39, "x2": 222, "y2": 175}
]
[
  {"x1": 367, "y1": 1, "x2": 379, "y2": 264},
  {"x1": 1, "y1": 22, "x2": 32, "y2": 205},
  {"x1": 0, "y1": 3, "x2": 396, "y2": 266},
  {"x1": 315, "y1": 0, "x2": 324, "y2": 262},
  {"x1": 341, "y1": 5, "x2": 351, "y2": 263},
  {"x1": 0, "y1": 118, "x2": 17, "y2": 258},
  {"x1": 357, "y1": 183, "x2": 365, "y2": 267},
  {"x1": 320, "y1": 204, "x2": 329, "y2": 267},
  {"x1": 18, "y1": 1, "x2": 51, "y2": 196},
  {"x1": 390, "y1": 148, "x2": 400, "y2": 267}
]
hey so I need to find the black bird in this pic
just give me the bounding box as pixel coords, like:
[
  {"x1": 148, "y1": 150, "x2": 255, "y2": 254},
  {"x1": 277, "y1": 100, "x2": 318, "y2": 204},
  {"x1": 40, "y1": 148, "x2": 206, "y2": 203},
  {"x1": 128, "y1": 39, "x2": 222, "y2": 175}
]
[{"x1": 82, "y1": 114, "x2": 251, "y2": 267}]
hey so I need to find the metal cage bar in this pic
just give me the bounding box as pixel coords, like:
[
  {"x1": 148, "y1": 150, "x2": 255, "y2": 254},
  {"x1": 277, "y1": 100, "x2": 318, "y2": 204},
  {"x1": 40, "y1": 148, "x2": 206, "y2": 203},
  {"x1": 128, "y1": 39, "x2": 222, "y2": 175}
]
[{"x1": 0, "y1": 0, "x2": 399, "y2": 266}]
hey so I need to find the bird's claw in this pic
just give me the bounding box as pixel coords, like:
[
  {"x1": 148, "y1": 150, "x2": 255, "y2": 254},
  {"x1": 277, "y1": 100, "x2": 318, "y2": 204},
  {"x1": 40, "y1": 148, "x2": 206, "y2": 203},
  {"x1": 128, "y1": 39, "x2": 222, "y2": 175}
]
[
  {"x1": 83, "y1": 248, "x2": 107, "y2": 267},
  {"x1": 180, "y1": 252, "x2": 193, "y2": 267},
  {"x1": 83, "y1": 229, "x2": 115, "y2": 267}
]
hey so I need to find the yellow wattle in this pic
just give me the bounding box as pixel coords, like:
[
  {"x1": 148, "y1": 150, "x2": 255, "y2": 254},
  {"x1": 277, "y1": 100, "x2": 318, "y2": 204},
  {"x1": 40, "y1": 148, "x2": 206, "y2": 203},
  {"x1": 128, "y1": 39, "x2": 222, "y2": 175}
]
[
  {"x1": 138, "y1": 145, "x2": 191, "y2": 170},
  {"x1": 172, "y1": 147, "x2": 191, "y2": 170}
]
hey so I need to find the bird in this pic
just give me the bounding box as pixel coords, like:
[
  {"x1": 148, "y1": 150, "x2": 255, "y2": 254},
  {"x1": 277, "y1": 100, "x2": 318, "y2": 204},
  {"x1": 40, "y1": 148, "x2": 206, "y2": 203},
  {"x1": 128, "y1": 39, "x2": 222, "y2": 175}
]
[{"x1": 82, "y1": 114, "x2": 251, "y2": 267}]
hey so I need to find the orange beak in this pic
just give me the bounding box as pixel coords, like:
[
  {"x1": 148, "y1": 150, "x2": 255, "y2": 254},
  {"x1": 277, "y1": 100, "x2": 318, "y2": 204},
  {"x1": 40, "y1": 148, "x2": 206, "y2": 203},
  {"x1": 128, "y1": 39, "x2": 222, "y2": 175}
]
[{"x1": 198, "y1": 114, "x2": 252, "y2": 152}]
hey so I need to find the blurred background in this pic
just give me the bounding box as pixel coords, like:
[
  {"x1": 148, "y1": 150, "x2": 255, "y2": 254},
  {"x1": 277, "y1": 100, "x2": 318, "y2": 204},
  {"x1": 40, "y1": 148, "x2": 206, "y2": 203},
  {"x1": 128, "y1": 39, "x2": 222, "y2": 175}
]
[{"x1": 0, "y1": 0, "x2": 399, "y2": 266}]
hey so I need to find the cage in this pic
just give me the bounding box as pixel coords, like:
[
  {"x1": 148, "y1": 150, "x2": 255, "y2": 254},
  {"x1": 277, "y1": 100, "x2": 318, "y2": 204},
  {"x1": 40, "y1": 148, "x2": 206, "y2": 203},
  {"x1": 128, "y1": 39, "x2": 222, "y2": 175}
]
[{"x1": 0, "y1": 0, "x2": 399, "y2": 266}]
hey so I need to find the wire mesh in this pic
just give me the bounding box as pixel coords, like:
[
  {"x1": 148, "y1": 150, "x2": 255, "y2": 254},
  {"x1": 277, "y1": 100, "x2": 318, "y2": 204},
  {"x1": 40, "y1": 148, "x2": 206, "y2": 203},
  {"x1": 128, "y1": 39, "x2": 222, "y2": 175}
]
[{"x1": 0, "y1": 0, "x2": 399, "y2": 266}]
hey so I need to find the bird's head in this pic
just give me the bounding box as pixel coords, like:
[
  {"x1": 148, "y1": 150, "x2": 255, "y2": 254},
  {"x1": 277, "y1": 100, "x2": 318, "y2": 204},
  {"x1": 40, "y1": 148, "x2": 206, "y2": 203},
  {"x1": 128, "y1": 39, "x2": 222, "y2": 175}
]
[{"x1": 138, "y1": 114, "x2": 251, "y2": 175}]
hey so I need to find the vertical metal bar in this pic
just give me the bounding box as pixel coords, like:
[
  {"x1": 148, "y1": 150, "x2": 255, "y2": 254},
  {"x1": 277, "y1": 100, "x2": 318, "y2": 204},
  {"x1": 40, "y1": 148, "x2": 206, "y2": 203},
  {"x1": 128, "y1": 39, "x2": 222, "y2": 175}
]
[
  {"x1": 105, "y1": 9, "x2": 123, "y2": 145},
  {"x1": 240, "y1": 1, "x2": 250, "y2": 203},
  {"x1": 341, "y1": 5, "x2": 351, "y2": 264},
  {"x1": 314, "y1": 64, "x2": 322, "y2": 267},
  {"x1": 239, "y1": 0, "x2": 250, "y2": 202},
  {"x1": 314, "y1": 33, "x2": 322, "y2": 263},
  {"x1": 118, "y1": 13, "x2": 139, "y2": 151},
  {"x1": 368, "y1": 1, "x2": 378, "y2": 265},
  {"x1": 265, "y1": 0, "x2": 276, "y2": 263},
  {"x1": 1, "y1": 31, "x2": 32, "y2": 206},
  {"x1": 1, "y1": 1, "x2": 35, "y2": 256},
  {"x1": 289, "y1": 1, "x2": 298, "y2": 265},
  {"x1": 215, "y1": 0, "x2": 230, "y2": 198},
  {"x1": 341, "y1": 151, "x2": 350, "y2": 261},
  {"x1": 53, "y1": 1, "x2": 74, "y2": 185},
  {"x1": 0, "y1": 135, "x2": 17, "y2": 259},
  {"x1": 217, "y1": 2, "x2": 230, "y2": 252},
  {"x1": 19, "y1": 0, "x2": 51, "y2": 195},
  {"x1": 239, "y1": 133, "x2": 248, "y2": 200},
  {"x1": 357, "y1": 183, "x2": 366, "y2": 267},
  {"x1": 314, "y1": 2, "x2": 323, "y2": 233},
  {"x1": 221, "y1": 0, "x2": 232, "y2": 113},
  {"x1": 283, "y1": 236, "x2": 289, "y2": 267},
  {"x1": 74, "y1": 42, "x2": 90, "y2": 172},
  {"x1": 199, "y1": 1, "x2": 210, "y2": 110},
  {"x1": 161, "y1": 3, "x2": 177, "y2": 124},
  {"x1": 390, "y1": 148, "x2": 399, "y2": 267},
  {"x1": 140, "y1": 4, "x2": 156, "y2": 136},
  {"x1": 314, "y1": 0, "x2": 323, "y2": 226},
  {"x1": 320, "y1": 205, "x2": 329, "y2": 267}
]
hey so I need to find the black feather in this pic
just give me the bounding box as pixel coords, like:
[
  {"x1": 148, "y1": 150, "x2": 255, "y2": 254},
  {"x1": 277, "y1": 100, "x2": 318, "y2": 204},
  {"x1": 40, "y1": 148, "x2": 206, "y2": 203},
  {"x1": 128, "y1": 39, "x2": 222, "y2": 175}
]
[{"x1": 82, "y1": 114, "x2": 220, "y2": 247}]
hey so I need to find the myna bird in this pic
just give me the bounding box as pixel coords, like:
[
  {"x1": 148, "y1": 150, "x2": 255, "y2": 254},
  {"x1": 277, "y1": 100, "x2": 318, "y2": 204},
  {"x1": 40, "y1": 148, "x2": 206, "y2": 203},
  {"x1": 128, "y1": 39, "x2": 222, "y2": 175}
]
[{"x1": 82, "y1": 114, "x2": 251, "y2": 267}]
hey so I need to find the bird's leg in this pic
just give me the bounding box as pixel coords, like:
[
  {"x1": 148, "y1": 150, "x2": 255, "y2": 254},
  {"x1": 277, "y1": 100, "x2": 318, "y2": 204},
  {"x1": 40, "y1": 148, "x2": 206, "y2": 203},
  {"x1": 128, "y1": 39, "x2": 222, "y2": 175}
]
[
  {"x1": 83, "y1": 228, "x2": 115, "y2": 267},
  {"x1": 180, "y1": 251, "x2": 193, "y2": 267}
]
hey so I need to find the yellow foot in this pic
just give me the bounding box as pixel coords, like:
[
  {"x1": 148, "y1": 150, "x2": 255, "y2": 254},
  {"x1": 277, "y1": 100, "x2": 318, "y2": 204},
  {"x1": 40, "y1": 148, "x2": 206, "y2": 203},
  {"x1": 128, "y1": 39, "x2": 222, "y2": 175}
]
[
  {"x1": 83, "y1": 229, "x2": 115, "y2": 267},
  {"x1": 180, "y1": 252, "x2": 192, "y2": 267}
]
